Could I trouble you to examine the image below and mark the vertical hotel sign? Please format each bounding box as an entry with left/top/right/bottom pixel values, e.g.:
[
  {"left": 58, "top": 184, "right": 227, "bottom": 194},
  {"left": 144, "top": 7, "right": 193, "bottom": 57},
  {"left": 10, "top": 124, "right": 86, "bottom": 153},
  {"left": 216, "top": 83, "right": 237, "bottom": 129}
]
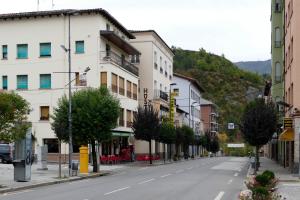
[
  {"left": 144, "top": 88, "right": 148, "bottom": 109},
  {"left": 169, "top": 90, "right": 178, "bottom": 123}
]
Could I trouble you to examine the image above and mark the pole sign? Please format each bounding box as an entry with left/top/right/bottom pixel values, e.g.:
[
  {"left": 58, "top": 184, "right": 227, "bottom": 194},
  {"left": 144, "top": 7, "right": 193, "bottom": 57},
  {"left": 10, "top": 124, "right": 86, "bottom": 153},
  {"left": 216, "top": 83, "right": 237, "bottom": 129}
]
[
  {"left": 284, "top": 117, "right": 293, "bottom": 129},
  {"left": 143, "top": 88, "right": 148, "bottom": 109},
  {"left": 228, "top": 123, "right": 235, "bottom": 130}
]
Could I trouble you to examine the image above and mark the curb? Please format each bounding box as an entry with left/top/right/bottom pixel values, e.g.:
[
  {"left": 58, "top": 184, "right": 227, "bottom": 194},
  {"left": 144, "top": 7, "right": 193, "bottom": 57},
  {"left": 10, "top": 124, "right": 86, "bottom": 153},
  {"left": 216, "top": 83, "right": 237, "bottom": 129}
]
[{"left": 0, "top": 172, "right": 110, "bottom": 194}]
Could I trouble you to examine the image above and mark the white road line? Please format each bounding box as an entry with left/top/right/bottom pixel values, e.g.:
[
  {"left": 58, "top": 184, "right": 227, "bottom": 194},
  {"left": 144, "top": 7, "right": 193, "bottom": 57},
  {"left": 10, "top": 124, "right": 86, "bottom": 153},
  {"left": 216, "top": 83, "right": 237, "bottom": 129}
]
[
  {"left": 138, "top": 178, "right": 155, "bottom": 185},
  {"left": 160, "top": 174, "right": 172, "bottom": 178},
  {"left": 104, "top": 187, "right": 130, "bottom": 195},
  {"left": 214, "top": 191, "right": 225, "bottom": 200},
  {"left": 227, "top": 179, "right": 233, "bottom": 184},
  {"left": 234, "top": 173, "right": 239, "bottom": 177},
  {"left": 138, "top": 167, "right": 149, "bottom": 171},
  {"left": 175, "top": 169, "right": 184, "bottom": 174},
  {"left": 2, "top": 190, "right": 33, "bottom": 196}
]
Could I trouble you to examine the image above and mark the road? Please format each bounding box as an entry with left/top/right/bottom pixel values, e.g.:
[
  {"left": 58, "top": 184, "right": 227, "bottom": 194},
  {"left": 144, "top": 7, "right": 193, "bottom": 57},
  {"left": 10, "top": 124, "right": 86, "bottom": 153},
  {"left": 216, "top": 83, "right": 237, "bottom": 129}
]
[{"left": 0, "top": 157, "right": 249, "bottom": 200}]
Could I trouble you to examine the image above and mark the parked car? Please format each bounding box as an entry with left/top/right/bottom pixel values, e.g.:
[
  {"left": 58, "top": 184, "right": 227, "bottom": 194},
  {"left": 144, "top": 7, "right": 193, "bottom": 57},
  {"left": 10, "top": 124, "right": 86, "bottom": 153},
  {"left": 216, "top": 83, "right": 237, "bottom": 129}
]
[{"left": 0, "top": 143, "right": 13, "bottom": 164}]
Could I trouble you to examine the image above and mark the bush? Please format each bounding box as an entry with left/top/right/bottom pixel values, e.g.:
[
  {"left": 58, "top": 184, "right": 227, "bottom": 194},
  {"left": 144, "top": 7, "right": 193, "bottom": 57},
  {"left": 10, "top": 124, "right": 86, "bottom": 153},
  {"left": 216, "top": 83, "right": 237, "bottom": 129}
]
[
  {"left": 255, "top": 174, "right": 270, "bottom": 187},
  {"left": 262, "top": 170, "right": 275, "bottom": 181},
  {"left": 252, "top": 186, "right": 269, "bottom": 200}
]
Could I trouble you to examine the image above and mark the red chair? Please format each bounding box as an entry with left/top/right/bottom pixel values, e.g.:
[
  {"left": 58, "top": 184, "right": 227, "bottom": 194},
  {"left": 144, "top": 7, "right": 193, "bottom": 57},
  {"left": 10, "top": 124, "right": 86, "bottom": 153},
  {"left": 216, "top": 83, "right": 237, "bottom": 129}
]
[{"left": 100, "top": 155, "right": 108, "bottom": 164}]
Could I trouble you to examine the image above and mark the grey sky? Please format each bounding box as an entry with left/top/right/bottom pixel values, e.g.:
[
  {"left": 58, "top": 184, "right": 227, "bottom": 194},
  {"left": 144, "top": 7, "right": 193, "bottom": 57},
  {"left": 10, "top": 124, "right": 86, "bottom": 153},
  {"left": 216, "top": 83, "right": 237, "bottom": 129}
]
[{"left": 0, "top": 0, "right": 271, "bottom": 62}]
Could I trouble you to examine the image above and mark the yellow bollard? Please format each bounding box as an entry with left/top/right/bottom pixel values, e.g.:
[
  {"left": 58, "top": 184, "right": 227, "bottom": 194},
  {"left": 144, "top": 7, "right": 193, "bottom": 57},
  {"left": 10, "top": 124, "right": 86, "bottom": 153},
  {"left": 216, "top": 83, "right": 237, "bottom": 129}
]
[{"left": 79, "top": 146, "right": 89, "bottom": 174}]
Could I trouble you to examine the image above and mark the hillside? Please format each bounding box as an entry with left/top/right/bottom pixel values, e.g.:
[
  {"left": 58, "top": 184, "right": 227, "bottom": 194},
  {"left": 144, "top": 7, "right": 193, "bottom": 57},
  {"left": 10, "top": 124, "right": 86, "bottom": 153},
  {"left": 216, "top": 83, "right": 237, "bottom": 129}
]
[
  {"left": 173, "top": 47, "right": 264, "bottom": 132},
  {"left": 235, "top": 60, "right": 271, "bottom": 75}
]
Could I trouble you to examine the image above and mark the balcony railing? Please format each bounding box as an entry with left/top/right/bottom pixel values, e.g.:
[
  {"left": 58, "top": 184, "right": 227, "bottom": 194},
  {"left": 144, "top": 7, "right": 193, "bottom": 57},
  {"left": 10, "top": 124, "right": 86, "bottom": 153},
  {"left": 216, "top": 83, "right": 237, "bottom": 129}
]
[
  {"left": 133, "top": 93, "right": 137, "bottom": 100},
  {"left": 111, "top": 84, "right": 118, "bottom": 93},
  {"left": 154, "top": 90, "right": 168, "bottom": 101},
  {"left": 127, "top": 90, "right": 132, "bottom": 98},
  {"left": 119, "top": 88, "right": 125, "bottom": 96},
  {"left": 100, "top": 51, "right": 139, "bottom": 76}
]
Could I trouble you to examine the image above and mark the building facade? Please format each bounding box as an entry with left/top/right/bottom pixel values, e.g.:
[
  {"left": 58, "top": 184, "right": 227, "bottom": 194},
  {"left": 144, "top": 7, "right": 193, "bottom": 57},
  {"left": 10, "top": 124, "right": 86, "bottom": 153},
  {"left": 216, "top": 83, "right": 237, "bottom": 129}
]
[
  {"left": 283, "top": 0, "right": 300, "bottom": 172},
  {"left": 130, "top": 30, "right": 174, "bottom": 158},
  {"left": 0, "top": 9, "right": 140, "bottom": 161},
  {"left": 200, "top": 98, "right": 218, "bottom": 137}
]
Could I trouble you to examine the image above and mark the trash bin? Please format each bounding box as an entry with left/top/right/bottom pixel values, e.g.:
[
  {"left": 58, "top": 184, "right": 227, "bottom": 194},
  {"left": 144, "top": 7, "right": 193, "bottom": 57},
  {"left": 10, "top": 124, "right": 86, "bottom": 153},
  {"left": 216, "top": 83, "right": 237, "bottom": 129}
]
[
  {"left": 71, "top": 160, "right": 79, "bottom": 176},
  {"left": 13, "top": 160, "right": 30, "bottom": 182}
]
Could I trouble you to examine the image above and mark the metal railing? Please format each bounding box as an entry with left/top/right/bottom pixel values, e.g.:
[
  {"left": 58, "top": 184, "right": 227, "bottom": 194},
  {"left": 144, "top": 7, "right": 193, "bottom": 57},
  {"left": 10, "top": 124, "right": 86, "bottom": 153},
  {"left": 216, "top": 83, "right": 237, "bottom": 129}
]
[
  {"left": 100, "top": 51, "right": 139, "bottom": 76},
  {"left": 154, "top": 89, "right": 168, "bottom": 101}
]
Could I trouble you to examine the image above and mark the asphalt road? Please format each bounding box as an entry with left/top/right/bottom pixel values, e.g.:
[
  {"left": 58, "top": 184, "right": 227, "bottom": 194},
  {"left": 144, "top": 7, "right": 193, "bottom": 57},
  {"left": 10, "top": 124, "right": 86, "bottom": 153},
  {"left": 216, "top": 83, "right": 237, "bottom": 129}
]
[{"left": 0, "top": 157, "right": 249, "bottom": 200}]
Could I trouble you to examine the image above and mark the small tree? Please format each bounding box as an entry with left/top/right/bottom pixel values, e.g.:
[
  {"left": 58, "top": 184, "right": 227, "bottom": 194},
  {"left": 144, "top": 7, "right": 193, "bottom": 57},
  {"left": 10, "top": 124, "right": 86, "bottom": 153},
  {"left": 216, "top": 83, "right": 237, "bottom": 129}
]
[
  {"left": 159, "top": 121, "right": 176, "bottom": 161},
  {"left": 181, "top": 125, "right": 194, "bottom": 158},
  {"left": 240, "top": 98, "right": 277, "bottom": 172},
  {"left": 132, "top": 105, "right": 160, "bottom": 164},
  {"left": 0, "top": 92, "right": 30, "bottom": 142},
  {"left": 52, "top": 87, "right": 120, "bottom": 172}
]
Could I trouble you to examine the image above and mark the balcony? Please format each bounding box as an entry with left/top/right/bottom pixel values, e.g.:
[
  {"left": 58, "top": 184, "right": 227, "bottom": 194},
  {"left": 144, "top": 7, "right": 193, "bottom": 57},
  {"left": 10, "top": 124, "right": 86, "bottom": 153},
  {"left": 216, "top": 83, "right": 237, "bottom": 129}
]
[
  {"left": 154, "top": 63, "right": 158, "bottom": 69},
  {"left": 165, "top": 71, "right": 168, "bottom": 77},
  {"left": 154, "top": 90, "right": 168, "bottom": 101},
  {"left": 160, "top": 67, "right": 163, "bottom": 74},
  {"left": 100, "top": 51, "right": 139, "bottom": 76},
  {"left": 274, "top": 41, "right": 281, "bottom": 48}
]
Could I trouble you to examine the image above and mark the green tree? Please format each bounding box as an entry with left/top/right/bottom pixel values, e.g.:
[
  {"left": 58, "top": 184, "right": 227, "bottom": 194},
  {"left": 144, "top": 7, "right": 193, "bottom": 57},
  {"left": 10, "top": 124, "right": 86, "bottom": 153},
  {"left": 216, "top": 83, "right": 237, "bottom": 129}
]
[
  {"left": 132, "top": 105, "right": 160, "bottom": 164},
  {"left": 240, "top": 98, "right": 277, "bottom": 173},
  {"left": 52, "top": 87, "right": 120, "bottom": 172},
  {"left": 159, "top": 121, "right": 176, "bottom": 161},
  {"left": 180, "top": 125, "right": 194, "bottom": 158},
  {"left": 0, "top": 92, "right": 30, "bottom": 142}
]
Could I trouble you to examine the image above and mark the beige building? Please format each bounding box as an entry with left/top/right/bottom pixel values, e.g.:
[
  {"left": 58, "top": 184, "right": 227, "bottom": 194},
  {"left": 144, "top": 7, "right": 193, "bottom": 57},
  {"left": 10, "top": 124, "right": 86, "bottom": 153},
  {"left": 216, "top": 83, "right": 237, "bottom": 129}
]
[
  {"left": 283, "top": 0, "right": 300, "bottom": 172},
  {"left": 130, "top": 30, "right": 174, "bottom": 158}
]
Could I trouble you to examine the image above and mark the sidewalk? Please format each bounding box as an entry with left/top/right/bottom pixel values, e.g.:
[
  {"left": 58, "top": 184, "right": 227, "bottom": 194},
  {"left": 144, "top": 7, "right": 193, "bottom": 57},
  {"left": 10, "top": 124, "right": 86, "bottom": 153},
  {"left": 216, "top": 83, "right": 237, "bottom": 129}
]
[
  {"left": 249, "top": 157, "right": 300, "bottom": 200},
  {"left": 0, "top": 163, "right": 127, "bottom": 194}
]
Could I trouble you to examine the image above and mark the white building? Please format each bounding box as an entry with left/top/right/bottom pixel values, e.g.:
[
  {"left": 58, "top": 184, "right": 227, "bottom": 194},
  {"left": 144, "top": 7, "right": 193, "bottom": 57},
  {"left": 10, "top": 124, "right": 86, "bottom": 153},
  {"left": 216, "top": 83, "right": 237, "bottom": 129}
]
[
  {"left": 130, "top": 30, "right": 174, "bottom": 158},
  {"left": 0, "top": 9, "right": 140, "bottom": 161}
]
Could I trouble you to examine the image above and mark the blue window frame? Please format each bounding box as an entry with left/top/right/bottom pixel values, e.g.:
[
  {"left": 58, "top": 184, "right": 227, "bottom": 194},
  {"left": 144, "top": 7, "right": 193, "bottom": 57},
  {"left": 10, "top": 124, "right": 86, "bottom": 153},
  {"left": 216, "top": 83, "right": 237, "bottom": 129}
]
[
  {"left": 17, "top": 75, "right": 28, "bottom": 89},
  {"left": 17, "top": 44, "right": 28, "bottom": 59},
  {"left": 2, "top": 45, "right": 7, "bottom": 59},
  {"left": 40, "top": 43, "right": 51, "bottom": 57},
  {"left": 40, "top": 74, "right": 51, "bottom": 89},
  {"left": 2, "top": 76, "right": 7, "bottom": 90},
  {"left": 75, "top": 41, "right": 84, "bottom": 54}
]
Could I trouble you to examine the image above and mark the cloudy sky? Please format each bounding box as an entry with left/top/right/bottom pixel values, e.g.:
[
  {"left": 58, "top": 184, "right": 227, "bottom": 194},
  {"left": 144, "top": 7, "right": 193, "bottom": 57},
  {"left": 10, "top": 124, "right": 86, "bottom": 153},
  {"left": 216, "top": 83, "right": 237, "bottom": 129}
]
[{"left": 0, "top": 0, "right": 271, "bottom": 62}]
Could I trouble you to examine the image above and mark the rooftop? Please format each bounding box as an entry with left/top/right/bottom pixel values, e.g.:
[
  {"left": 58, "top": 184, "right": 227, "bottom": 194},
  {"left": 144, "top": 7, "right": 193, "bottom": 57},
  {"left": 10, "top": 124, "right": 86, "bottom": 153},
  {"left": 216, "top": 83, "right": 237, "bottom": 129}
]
[{"left": 0, "top": 8, "right": 135, "bottom": 39}]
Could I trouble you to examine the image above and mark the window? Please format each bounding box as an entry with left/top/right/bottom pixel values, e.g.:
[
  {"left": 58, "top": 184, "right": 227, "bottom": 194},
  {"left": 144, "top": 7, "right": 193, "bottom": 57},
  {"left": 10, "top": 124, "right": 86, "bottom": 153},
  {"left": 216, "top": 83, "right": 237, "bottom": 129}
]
[
  {"left": 275, "top": 27, "right": 281, "bottom": 47},
  {"left": 40, "top": 74, "right": 51, "bottom": 89},
  {"left": 17, "top": 75, "right": 28, "bottom": 89},
  {"left": 2, "top": 45, "right": 7, "bottom": 59},
  {"left": 111, "top": 73, "right": 118, "bottom": 93},
  {"left": 40, "top": 43, "right": 51, "bottom": 57},
  {"left": 75, "top": 72, "right": 80, "bottom": 86},
  {"left": 106, "top": 23, "right": 110, "bottom": 31},
  {"left": 119, "top": 76, "right": 125, "bottom": 95},
  {"left": 100, "top": 72, "right": 107, "bottom": 88},
  {"left": 2, "top": 76, "right": 7, "bottom": 90},
  {"left": 126, "top": 110, "right": 132, "bottom": 127},
  {"left": 75, "top": 41, "right": 84, "bottom": 54},
  {"left": 43, "top": 139, "right": 58, "bottom": 153},
  {"left": 275, "top": 62, "right": 281, "bottom": 82},
  {"left": 275, "top": 0, "right": 282, "bottom": 12},
  {"left": 160, "top": 56, "right": 162, "bottom": 68},
  {"left": 119, "top": 108, "right": 124, "bottom": 126},
  {"left": 40, "top": 106, "right": 50, "bottom": 120},
  {"left": 17, "top": 44, "right": 28, "bottom": 59},
  {"left": 127, "top": 80, "right": 132, "bottom": 98},
  {"left": 133, "top": 83, "right": 137, "bottom": 100},
  {"left": 154, "top": 51, "right": 158, "bottom": 69}
]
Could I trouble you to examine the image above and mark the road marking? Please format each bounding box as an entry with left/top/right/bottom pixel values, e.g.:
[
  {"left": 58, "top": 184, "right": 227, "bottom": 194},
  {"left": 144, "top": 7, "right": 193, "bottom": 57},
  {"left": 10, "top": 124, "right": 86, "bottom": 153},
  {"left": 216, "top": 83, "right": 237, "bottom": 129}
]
[
  {"left": 138, "top": 178, "right": 155, "bottom": 184},
  {"left": 214, "top": 191, "right": 225, "bottom": 200},
  {"left": 138, "top": 167, "right": 149, "bottom": 171},
  {"left": 160, "top": 174, "right": 172, "bottom": 178},
  {"left": 2, "top": 190, "right": 33, "bottom": 196},
  {"left": 175, "top": 169, "right": 184, "bottom": 174},
  {"left": 227, "top": 179, "right": 233, "bottom": 184},
  {"left": 234, "top": 173, "right": 239, "bottom": 177},
  {"left": 104, "top": 187, "right": 130, "bottom": 195}
]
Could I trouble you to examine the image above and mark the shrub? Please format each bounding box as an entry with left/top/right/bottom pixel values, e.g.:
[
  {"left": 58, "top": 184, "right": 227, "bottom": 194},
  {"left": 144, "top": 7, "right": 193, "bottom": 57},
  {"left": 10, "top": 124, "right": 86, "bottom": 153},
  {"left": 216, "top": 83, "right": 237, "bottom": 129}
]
[
  {"left": 255, "top": 174, "right": 270, "bottom": 187},
  {"left": 262, "top": 170, "right": 275, "bottom": 181},
  {"left": 252, "top": 186, "right": 269, "bottom": 200}
]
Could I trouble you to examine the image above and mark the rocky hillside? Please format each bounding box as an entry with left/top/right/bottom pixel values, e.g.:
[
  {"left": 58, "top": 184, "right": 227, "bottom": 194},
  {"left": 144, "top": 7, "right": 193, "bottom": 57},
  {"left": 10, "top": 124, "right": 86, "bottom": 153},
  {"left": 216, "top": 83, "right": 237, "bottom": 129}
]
[{"left": 235, "top": 60, "right": 271, "bottom": 75}]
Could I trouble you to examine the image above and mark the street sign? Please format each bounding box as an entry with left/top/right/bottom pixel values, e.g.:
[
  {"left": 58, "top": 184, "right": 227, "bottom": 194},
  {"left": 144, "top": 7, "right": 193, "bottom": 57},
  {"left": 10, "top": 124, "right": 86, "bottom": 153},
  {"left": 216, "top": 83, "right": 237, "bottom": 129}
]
[
  {"left": 284, "top": 117, "right": 293, "bottom": 129},
  {"left": 227, "top": 143, "right": 245, "bottom": 148},
  {"left": 228, "top": 123, "right": 235, "bottom": 130}
]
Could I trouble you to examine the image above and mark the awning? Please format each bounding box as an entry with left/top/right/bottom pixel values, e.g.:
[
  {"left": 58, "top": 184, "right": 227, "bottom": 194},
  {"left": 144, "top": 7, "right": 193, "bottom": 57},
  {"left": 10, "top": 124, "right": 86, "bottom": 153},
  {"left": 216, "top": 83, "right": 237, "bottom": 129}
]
[
  {"left": 112, "top": 131, "right": 132, "bottom": 137},
  {"left": 100, "top": 30, "right": 141, "bottom": 55},
  {"left": 279, "top": 129, "right": 294, "bottom": 141}
]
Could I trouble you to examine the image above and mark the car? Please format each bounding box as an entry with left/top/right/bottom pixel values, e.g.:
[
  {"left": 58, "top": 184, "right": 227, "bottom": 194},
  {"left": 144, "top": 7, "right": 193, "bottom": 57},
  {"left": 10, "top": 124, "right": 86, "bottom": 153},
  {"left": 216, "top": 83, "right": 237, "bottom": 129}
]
[{"left": 0, "top": 143, "right": 13, "bottom": 164}]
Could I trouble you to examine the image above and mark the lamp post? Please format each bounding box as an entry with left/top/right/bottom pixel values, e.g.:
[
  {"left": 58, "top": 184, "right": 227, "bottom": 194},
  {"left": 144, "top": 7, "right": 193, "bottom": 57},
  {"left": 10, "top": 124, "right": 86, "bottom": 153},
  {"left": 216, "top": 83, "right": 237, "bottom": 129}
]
[{"left": 191, "top": 102, "right": 200, "bottom": 157}]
